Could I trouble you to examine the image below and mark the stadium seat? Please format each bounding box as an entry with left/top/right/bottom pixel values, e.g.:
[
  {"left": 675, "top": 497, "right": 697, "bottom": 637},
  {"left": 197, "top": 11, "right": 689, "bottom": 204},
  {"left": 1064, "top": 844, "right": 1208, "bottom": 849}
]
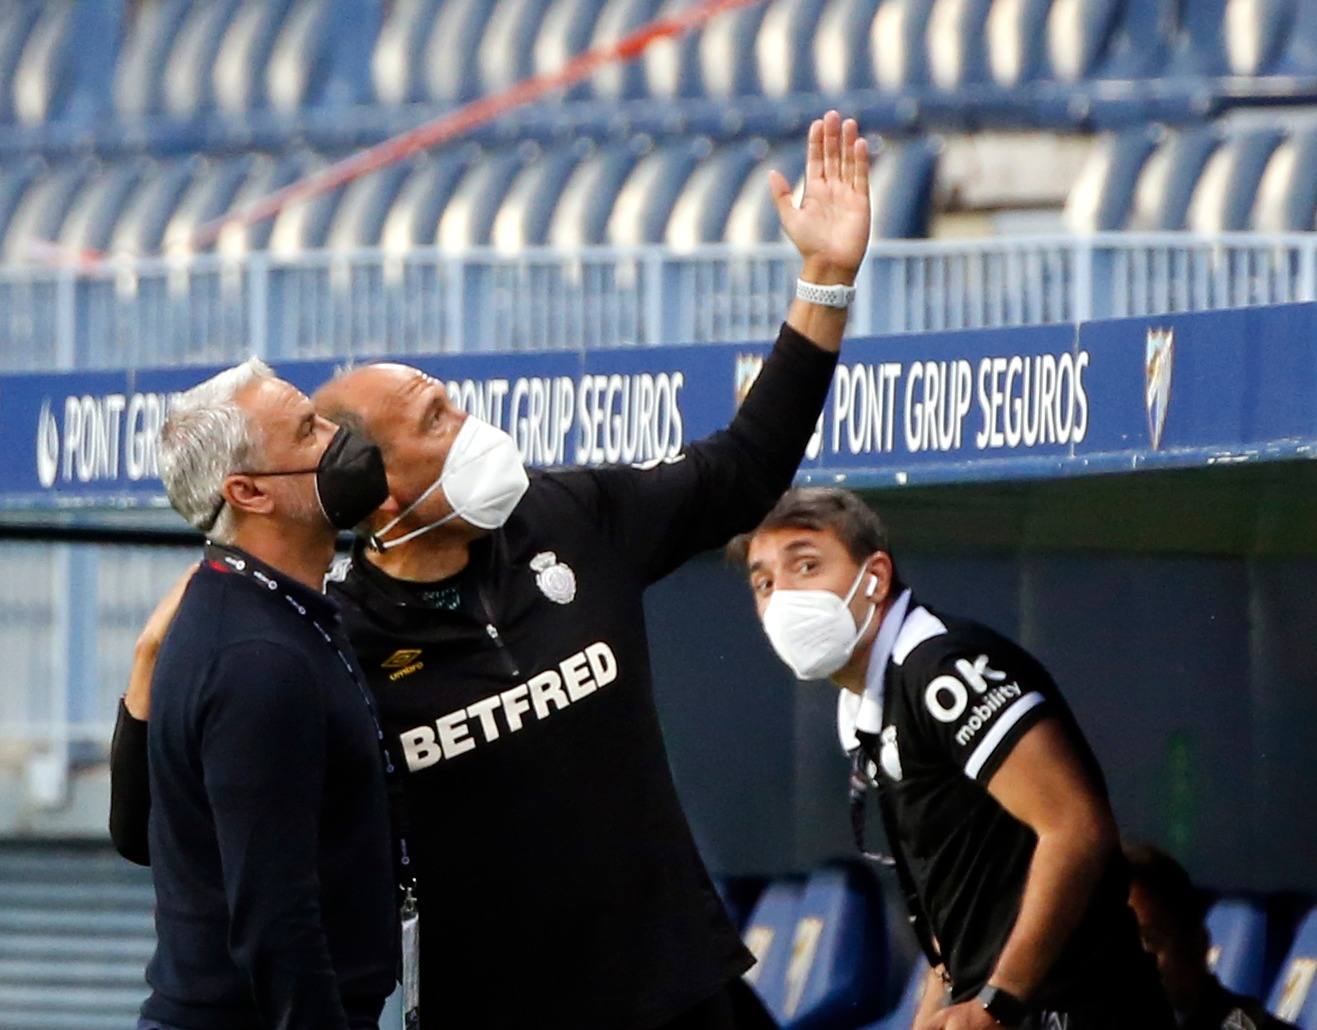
[
  {"left": 606, "top": 139, "right": 706, "bottom": 244},
  {"left": 0, "top": 161, "right": 92, "bottom": 264},
  {"left": 0, "top": 1, "right": 41, "bottom": 124},
  {"left": 813, "top": 0, "right": 882, "bottom": 96},
  {"left": 1185, "top": 126, "right": 1284, "bottom": 232},
  {"left": 112, "top": 0, "right": 191, "bottom": 121},
  {"left": 1126, "top": 126, "right": 1223, "bottom": 230},
  {"left": 0, "top": 157, "right": 43, "bottom": 254},
  {"left": 12, "top": 0, "right": 121, "bottom": 127},
  {"left": 422, "top": 0, "right": 496, "bottom": 105},
  {"left": 379, "top": 150, "right": 478, "bottom": 252},
  {"left": 665, "top": 142, "right": 765, "bottom": 249},
  {"left": 756, "top": 0, "right": 830, "bottom": 99},
  {"left": 162, "top": 0, "right": 241, "bottom": 119},
  {"left": 268, "top": 155, "right": 351, "bottom": 257},
  {"left": 491, "top": 146, "right": 586, "bottom": 251},
  {"left": 1274, "top": 0, "right": 1317, "bottom": 76},
  {"left": 697, "top": 2, "right": 769, "bottom": 99},
  {"left": 161, "top": 155, "right": 256, "bottom": 256},
  {"left": 214, "top": 151, "right": 315, "bottom": 256},
  {"left": 778, "top": 863, "right": 889, "bottom": 1028},
  {"left": 586, "top": 0, "right": 664, "bottom": 100},
  {"left": 267, "top": 0, "right": 381, "bottom": 114},
  {"left": 871, "top": 138, "right": 939, "bottom": 238},
  {"left": 110, "top": 159, "right": 201, "bottom": 257},
  {"left": 724, "top": 141, "right": 806, "bottom": 246},
  {"left": 56, "top": 162, "right": 146, "bottom": 258},
  {"left": 545, "top": 143, "right": 641, "bottom": 247},
  {"left": 926, "top": 0, "right": 993, "bottom": 92},
  {"left": 871, "top": 0, "right": 936, "bottom": 92},
  {"left": 1267, "top": 907, "right": 1317, "bottom": 1027},
  {"left": 1205, "top": 897, "right": 1271, "bottom": 1000},
  {"left": 742, "top": 878, "right": 806, "bottom": 1018},
  {"left": 323, "top": 162, "right": 412, "bottom": 251},
  {"left": 1045, "top": 0, "right": 1123, "bottom": 83},
  {"left": 1063, "top": 127, "right": 1161, "bottom": 231},
  {"left": 1224, "top": 0, "right": 1295, "bottom": 77},
  {"left": 533, "top": 0, "right": 608, "bottom": 101},
  {"left": 212, "top": 0, "right": 296, "bottom": 117},
  {"left": 1251, "top": 123, "right": 1317, "bottom": 230},
  {"left": 371, "top": 0, "right": 441, "bottom": 107},
  {"left": 437, "top": 146, "right": 535, "bottom": 249},
  {"left": 477, "top": 0, "right": 552, "bottom": 97},
  {"left": 1164, "top": 0, "right": 1231, "bottom": 78},
  {"left": 985, "top": 0, "right": 1053, "bottom": 87},
  {"left": 643, "top": 0, "right": 705, "bottom": 101}
]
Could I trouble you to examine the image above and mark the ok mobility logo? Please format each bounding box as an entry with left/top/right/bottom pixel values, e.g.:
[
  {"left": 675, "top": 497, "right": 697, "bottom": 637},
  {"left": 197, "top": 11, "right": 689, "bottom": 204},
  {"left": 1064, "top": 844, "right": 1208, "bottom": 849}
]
[{"left": 35, "top": 391, "right": 175, "bottom": 489}]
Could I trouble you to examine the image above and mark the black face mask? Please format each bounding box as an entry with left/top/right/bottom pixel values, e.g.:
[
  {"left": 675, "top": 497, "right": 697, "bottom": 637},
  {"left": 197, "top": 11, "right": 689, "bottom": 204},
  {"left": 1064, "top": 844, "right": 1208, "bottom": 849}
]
[{"left": 217, "top": 426, "right": 390, "bottom": 532}]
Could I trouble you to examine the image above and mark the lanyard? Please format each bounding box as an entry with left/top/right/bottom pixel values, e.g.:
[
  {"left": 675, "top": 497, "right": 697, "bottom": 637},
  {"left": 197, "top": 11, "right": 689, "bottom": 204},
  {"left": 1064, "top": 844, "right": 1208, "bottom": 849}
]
[
  {"left": 205, "top": 545, "right": 418, "bottom": 899},
  {"left": 850, "top": 732, "right": 943, "bottom": 972}
]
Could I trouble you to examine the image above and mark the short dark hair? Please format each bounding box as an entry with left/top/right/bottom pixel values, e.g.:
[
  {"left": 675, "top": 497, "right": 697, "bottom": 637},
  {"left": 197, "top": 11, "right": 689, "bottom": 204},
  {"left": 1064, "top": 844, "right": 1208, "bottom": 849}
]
[
  {"left": 727, "top": 487, "right": 896, "bottom": 572},
  {"left": 1124, "top": 841, "right": 1209, "bottom": 930}
]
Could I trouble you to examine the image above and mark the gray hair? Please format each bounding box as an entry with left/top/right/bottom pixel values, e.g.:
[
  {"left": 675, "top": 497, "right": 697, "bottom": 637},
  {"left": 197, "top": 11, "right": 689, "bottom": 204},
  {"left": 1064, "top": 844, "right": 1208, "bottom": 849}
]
[{"left": 158, "top": 358, "right": 275, "bottom": 543}]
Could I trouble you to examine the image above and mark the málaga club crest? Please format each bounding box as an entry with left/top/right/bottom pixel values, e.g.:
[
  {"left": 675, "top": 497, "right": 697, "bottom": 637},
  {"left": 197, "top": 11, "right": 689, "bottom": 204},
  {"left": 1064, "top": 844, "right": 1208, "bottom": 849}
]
[{"left": 1145, "top": 327, "right": 1174, "bottom": 451}]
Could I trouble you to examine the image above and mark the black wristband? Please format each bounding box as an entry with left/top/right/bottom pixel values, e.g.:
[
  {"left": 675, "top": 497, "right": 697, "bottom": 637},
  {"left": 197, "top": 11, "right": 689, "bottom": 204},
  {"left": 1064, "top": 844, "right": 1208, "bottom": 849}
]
[{"left": 977, "top": 984, "right": 1029, "bottom": 1026}]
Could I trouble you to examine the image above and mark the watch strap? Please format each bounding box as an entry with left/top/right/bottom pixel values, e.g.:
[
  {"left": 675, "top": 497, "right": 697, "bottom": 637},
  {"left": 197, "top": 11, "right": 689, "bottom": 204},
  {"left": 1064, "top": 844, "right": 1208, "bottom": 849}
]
[
  {"left": 796, "top": 278, "right": 856, "bottom": 309},
  {"left": 977, "top": 984, "right": 1029, "bottom": 1025}
]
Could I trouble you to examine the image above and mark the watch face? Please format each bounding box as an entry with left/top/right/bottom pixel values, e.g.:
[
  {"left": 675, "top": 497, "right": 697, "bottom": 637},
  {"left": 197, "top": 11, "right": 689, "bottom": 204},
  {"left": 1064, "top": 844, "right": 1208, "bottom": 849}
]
[{"left": 979, "top": 985, "right": 1028, "bottom": 1025}]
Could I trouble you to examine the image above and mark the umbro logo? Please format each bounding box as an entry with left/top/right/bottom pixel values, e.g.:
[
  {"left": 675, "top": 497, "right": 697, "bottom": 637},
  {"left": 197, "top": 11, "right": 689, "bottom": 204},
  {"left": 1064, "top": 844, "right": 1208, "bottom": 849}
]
[{"left": 382, "top": 648, "right": 423, "bottom": 669}]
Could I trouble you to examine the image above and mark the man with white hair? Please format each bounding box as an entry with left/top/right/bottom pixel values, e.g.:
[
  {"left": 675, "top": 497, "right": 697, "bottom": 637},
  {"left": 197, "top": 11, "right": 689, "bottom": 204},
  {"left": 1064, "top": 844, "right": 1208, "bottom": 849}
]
[{"left": 119, "top": 359, "right": 398, "bottom": 1030}]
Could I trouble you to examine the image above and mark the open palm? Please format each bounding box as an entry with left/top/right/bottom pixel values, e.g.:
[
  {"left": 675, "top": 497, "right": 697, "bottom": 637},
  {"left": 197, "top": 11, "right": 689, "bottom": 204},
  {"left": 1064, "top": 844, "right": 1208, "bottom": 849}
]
[{"left": 771, "top": 111, "right": 872, "bottom": 286}]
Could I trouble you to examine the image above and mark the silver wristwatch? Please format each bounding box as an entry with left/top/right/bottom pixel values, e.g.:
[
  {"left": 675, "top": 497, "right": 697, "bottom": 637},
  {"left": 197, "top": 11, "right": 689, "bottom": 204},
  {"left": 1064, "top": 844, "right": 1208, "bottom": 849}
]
[{"left": 795, "top": 278, "right": 857, "bottom": 309}]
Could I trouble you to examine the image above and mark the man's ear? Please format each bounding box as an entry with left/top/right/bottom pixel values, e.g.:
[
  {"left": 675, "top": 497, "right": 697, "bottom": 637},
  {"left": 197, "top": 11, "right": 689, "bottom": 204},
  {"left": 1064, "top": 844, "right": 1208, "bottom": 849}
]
[
  {"left": 864, "top": 552, "right": 894, "bottom": 603},
  {"left": 222, "top": 475, "right": 274, "bottom": 518}
]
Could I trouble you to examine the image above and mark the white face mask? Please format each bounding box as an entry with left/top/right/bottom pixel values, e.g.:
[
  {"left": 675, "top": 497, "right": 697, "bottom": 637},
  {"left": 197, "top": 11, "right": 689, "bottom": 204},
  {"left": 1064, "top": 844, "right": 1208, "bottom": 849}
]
[
  {"left": 369, "top": 416, "right": 530, "bottom": 551},
  {"left": 761, "top": 562, "right": 879, "bottom": 680}
]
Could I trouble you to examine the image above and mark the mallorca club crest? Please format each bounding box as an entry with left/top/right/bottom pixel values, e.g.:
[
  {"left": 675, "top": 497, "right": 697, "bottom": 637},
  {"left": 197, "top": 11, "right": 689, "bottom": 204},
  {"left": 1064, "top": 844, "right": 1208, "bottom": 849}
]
[
  {"left": 1145, "top": 327, "right": 1174, "bottom": 451},
  {"left": 530, "top": 551, "right": 577, "bottom": 605}
]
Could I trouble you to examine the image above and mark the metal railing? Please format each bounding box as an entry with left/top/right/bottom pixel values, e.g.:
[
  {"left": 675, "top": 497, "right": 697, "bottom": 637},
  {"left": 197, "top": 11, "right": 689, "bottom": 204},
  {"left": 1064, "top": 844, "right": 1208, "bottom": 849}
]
[{"left": 2, "top": 233, "right": 1315, "bottom": 371}]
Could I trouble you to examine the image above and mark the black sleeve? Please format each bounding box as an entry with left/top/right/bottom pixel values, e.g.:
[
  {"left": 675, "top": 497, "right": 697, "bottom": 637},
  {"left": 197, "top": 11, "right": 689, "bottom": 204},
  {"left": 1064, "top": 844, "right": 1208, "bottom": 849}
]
[
  {"left": 109, "top": 699, "right": 151, "bottom": 867},
  {"left": 555, "top": 322, "right": 837, "bottom": 583},
  {"left": 909, "top": 643, "right": 1054, "bottom": 786},
  {"left": 201, "top": 642, "right": 351, "bottom": 1030}
]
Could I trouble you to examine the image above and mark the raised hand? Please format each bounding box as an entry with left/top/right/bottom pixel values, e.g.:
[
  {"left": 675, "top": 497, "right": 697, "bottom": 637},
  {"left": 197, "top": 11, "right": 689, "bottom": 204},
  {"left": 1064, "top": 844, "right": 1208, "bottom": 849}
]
[{"left": 771, "top": 110, "right": 872, "bottom": 287}]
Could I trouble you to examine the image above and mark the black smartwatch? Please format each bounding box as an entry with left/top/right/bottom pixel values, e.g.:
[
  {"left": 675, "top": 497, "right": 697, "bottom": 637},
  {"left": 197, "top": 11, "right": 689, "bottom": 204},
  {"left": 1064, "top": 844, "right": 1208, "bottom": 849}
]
[{"left": 977, "top": 984, "right": 1028, "bottom": 1026}]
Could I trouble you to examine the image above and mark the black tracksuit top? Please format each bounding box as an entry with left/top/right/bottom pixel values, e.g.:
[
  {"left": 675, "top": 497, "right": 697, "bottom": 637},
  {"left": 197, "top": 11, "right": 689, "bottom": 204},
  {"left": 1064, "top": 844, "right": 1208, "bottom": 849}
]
[{"left": 112, "top": 323, "right": 838, "bottom": 1030}]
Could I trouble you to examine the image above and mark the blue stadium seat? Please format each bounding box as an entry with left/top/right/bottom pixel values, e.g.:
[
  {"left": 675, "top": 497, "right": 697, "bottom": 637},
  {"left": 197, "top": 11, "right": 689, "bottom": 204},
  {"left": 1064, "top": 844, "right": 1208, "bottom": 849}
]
[
  {"left": 862, "top": 962, "right": 927, "bottom": 1030},
  {"left": 0, "top": 161, "right": 91, "bottom": 263},
  {"left": 590, "top": 0, "right": 665, "bottom": 101},
  {"left": 1126, "top": 126, "right": 1222, "bottom": 230},
  {"left": 379, "top": 150, "right": 477, "bottom": 251},
  {"left": 606, "top": 139, "right": 705, "bottom": 244},
  {"left": 422, "top": 0, "right": 496, "bottom": 105},
  {"left": 775, "top": 863, "right": 888, "bottom": 1029},
  {"left": 533, "top": 0, "right": 607, "bottom": 101},
  {"left": 985, "top": 0, "right": 1053, "bottom": 88},
  {"left": 56, "top": 162, "right": 146, "bottom": 257},
  {"left": 1063, "top": 127, "right": 1161, "bottom": 231},
  {"left": 925, "top": 0, "right": 992, "bottom": 92},
  {"left": 491, "top": 145, "right": 586, "bottom": 250},
  {"left": 871, "top": 138, "right": 938, "bottom": 238},
  {"left": 11, "top": 0, "right": 121, "bottom": 126},
  {"left": 813, "top": 0, "right": 882, "bottom": 96},
  {"left": 213, "top": 151, "right": 313, "bottom": 256},
  {"left": 437, "top": 146, "right": 534, "bottom": 249},
  {"left": 324, "top": 162, "right": 412, "bottom": 250},
  {"left": 1185, "top": 126, "right": 1284, "bottom": 232},
  {"left": 665, "top": 142, "right": 764, "bottom": 248},
  {"left": 1086, "top": 1, "right": 1170, "bottom": 80},
  {"left": 212, "top": 0, "right": 296, "bottom": 117},
  {"left": 724, "top": 141, "right": 806, "bottom": 246},
  {"left": 1251, "top": 123, "right": 1317, "bottom": 230},
  {"left": 870, "top": 0, "right": 936, "bottom": 92},
  {"left": 476, "top": 0, "right": 552, "bottom": 97},
  {"left": 1206, "top": 897, "right": 1271, "bottom": 1000},
  {"left": 1045, "top": 0, "right": 1123, "bottom": 83},
  {"left": 1163, "top": 0, "right": 1230, "bottom": 78},
  {"left": 546, "top": 143, "right": 641, "bottom": 246},
  {"left": 698, "top": 2, "right": 769, "bottom": 99},
  {"left": 0, "top": 1, "right": 41, "bottom": 124},
  {"left": 1267, "top": 907, "right": 1317, "bottom": 1027},
  {"left": 756, "top": 0, "right": 830, "bottom": 99},
  {"left": 0, "top": 157, "right": 42, "bottom": 252},
  {"left": 1224, "top": 0, "right": 1295, "bottom": 77},
  {"left": 371, "top": 0, "right": 442, "bottom": 107},
  {"left": 162, "top": 0, "right": 241, "bottom": 119},
  {"left": 268, "top": 0, "right": 382, "bottom": 114},
  {"left": 268, "top": 154, "right": 350, "bottom": 256},
  {"left": 162, "top": 155, "right": 255, "bottom": 255},
  {"left": 112, "top": 0, "right": 191, "bottom": 121},
  {"left": 742, "top": 878, "right": 806, "bottom": 1018},
  {"left": 1275, "top": 0, "right": 1317, "bottom": 76},
  {"left": 642, "top": 0, "right": 705, "bottom": 101},
  {"left": 110, "top": 159, "right": 200, "bottom": 257}
]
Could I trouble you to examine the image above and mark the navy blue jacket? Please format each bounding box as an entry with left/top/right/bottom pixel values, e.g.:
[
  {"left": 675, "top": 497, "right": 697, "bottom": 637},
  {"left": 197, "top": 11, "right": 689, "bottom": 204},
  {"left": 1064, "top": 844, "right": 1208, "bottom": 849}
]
[{"left": 137, "top": 548, "right": 397, "bottom": 1030}]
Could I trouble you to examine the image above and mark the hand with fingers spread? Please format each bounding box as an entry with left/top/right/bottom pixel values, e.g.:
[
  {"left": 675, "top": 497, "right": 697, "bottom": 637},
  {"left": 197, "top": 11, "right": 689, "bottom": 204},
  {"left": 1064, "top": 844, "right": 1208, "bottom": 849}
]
[{"left": 772, "top": 109, "right": 872, "bottom": 286}]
